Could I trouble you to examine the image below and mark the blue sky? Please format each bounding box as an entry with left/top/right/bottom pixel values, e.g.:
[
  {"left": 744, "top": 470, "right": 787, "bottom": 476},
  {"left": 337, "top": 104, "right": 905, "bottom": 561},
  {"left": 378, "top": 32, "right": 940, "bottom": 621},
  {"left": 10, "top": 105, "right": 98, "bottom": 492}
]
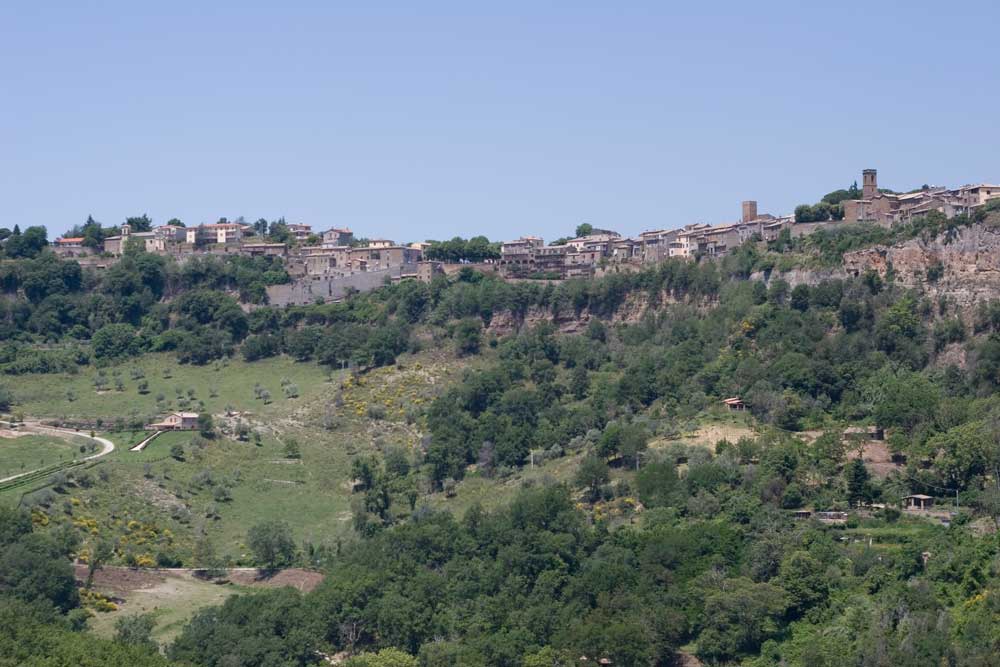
[{"left": 2, "top": 1, "right": 998, "bottom": 241}]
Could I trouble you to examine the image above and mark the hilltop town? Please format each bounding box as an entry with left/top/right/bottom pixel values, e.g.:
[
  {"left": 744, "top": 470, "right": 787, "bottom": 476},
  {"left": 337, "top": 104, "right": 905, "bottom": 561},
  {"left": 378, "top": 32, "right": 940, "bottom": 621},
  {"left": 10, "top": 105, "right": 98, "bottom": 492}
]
[
  {"left": 8, "top": 2, "right": 1000, "bottom": 664},
  {"left": 5, "top": 167, "right": 1000, "bottom": 667},
  {"left": 38, "top": 168, "right": 1000, "bottom": 306}
]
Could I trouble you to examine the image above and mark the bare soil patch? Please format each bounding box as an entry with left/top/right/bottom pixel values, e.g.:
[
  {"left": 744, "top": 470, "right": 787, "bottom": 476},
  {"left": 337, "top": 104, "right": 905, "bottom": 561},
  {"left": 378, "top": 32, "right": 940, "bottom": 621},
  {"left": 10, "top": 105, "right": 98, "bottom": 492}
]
[
  {"left": 651, "top": 423, "right": 756, "bottom": 452},
  {"left": 846, "top": 439, "right": 902, "bottom": 478},
  {"left": 75, "top": 564, "right": 324, "bottom": 596},
  {"left": 74, "top": 563, "right": 167, "bottom": 596},
  {"left": 226, "top": 568, "right": 324, "bottom": 592}
]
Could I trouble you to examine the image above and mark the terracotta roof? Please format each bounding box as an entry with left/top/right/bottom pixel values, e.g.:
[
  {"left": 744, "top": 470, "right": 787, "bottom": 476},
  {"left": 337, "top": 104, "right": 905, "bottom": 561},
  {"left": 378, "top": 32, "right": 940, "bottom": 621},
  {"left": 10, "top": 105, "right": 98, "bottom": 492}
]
[{"left": 57, "top": 237, "right": 85, "bottom": 243}]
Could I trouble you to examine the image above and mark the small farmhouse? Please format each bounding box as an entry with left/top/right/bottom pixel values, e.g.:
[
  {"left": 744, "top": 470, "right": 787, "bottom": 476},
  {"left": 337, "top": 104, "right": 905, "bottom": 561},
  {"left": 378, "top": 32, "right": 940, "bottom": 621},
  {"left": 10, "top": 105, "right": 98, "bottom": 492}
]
[{"left": 147, "top": 412, "right": 199, "bottom": 430}]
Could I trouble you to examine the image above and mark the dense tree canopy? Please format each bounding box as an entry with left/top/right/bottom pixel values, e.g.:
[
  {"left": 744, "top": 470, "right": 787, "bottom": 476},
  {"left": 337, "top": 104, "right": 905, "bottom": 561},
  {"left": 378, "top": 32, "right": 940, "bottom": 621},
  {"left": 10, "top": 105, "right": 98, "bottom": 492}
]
[
  {"left": 5, "top": 212, "right": 1000, "bottom": 666},
  {"left": 423, "top": 236, "right": 500, "bottom": 263}
]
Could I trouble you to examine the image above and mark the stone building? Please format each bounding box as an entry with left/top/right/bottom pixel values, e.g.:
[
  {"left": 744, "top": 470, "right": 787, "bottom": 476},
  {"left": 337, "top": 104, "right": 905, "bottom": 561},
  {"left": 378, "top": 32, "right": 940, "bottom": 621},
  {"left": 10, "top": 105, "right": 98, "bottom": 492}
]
[
  {"left": 499, "top": 236, "right": 544, "bottom": 275},
  {"left": 674, "top": 222, "right": 760, "bottom": 258},
  {"left": 635, "top": 228, "right": 682, "bottom": 263},
  {"left": 147, "top": 411, "right": 199, "bottom": 430},
  {"left": 301, "top": 246, "right": 352, "bottom": 275},
  {"left": 392, "top": 261, "right": 444, "bottom": 284},
  {"left": 610, "top": 237, "right": 641, "bottom": 262},
  {"left": 286, "top": 223, "right": 312, "bottom": 241},
  {"left": 843, "top": 169, "right": 1000, "bottom": 226},
  {"left": 299, "top": 243, "right": 422, "bottom": 276},
  {"left": 185, "top": 222, "right": 244, "bottom": 245},
  {"left": 241, "top": 242, "right": 288, "bottom": 258},
  {"left": 52, "top": 237, "right": 90, "bottom": 257},
  {"left": 499, "top": 233, "right": 618, "bottom": 279},
  {"left": 321, "top": 227, "right": 354, "bottom": 246},
  {"left": 348, "top": 245, "right": 422, "bottom": 272},
  {"left": 103, "top": 223, "right": 182, "bottom": 255}
]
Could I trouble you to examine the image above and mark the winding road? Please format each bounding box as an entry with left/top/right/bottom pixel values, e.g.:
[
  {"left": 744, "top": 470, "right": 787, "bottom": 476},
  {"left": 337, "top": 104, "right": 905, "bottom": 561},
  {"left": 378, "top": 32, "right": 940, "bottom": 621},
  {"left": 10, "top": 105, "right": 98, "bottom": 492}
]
[{"left": 0, "top": 421, "right": 115, "bottom": 485}]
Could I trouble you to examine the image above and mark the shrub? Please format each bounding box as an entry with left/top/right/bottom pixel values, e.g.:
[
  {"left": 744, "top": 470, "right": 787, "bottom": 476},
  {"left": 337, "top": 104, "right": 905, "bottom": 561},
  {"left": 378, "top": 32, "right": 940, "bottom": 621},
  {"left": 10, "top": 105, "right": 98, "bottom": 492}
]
[
  {"left": 92, "top": 323, "right": 141, "bottom": 361},
  {"left": 246, "top": 520, "right": 297, "bottom": 569},
  {"left": 114, "top": 613, "right": 157, "bottom": 651}
]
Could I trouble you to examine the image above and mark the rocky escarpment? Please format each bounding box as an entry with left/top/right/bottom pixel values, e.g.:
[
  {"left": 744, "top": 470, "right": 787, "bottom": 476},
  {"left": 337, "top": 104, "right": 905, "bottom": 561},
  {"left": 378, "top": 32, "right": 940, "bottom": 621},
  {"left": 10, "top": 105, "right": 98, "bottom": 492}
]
[
  {"left": 841, "top": 223, "right": 1000, "bottom": 312},
  {"left": 488, "top": 223, "right": 1000, "bottom": 334},
  {"left": 486, "top": 290, "right": 673, "bottom": 335},
  {"left": 749, "top": 267, "right": 848, "bottom": 288}
]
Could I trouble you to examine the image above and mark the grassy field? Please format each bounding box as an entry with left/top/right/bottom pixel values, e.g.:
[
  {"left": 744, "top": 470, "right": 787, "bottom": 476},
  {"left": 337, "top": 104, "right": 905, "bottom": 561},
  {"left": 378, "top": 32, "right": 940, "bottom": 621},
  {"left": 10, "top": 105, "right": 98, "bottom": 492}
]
[
  {"left": 8, "top": 347, "right": 763, "bottom": 565},
  {"left": 841, "top": 517, "right": 945, "bottom": 552},
  {"left": 430, "top": 450, "right": 588, "bottom": 517},
  {"left": 0, "top": 434, "right": 82, "bottom": 479},
  {"left": 11, "top": 342, "right": 740, "bottom": 567},
  {"left": 84, "top": 567, "right": 323, "bottom": 645},
  {"left": 86, "top": 572, "right": 243, "bottom": 644},
  {"left": 648, "top": 409, "right": 756, "bottom": 452},
  {"left": 14, "top": 349, "right": 472, "bottom": 565},
  {"left": 12, "top": 353, "right": 334, "bottom": 423},
  {"left": 30, "top": 425, "right": 357, "bottom": 564}
]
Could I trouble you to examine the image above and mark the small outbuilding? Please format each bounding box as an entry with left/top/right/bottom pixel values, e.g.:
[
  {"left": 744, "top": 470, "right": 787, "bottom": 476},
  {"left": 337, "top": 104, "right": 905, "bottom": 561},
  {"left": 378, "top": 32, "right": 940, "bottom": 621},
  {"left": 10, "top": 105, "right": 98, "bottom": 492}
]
[
  {"left": 722, "top": 397, "right": 746, "bottom": 411},
  {"left": 902, "top": 494, "right": 934, "bottom": 510}
]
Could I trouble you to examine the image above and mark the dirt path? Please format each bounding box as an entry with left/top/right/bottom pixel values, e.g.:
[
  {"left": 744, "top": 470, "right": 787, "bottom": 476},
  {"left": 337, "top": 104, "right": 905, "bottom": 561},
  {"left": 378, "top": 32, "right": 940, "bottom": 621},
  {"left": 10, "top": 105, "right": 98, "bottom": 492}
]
[
  {"left": 75, "top": 564, "right": 325, "bottom": 594},
  {"left": 130, "top": 430, "right": 163, "bottom": 452},
  {"left": 0, "top": 420, "right": 115, "bottom": 484}
]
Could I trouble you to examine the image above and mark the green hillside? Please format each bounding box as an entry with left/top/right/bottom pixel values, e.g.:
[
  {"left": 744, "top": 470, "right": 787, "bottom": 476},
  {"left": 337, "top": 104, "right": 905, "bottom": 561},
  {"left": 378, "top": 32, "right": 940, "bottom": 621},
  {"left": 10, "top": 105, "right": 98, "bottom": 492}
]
[{"left": 5, "top": 224, "right": 1000, "bottom": 665}]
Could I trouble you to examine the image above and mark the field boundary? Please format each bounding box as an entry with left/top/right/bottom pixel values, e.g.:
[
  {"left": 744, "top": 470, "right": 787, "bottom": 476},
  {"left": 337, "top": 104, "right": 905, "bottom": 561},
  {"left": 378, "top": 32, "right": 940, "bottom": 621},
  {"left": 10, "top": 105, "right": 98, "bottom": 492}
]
[{"left": 0, "top": 421, "right": 115, "bottom": 492}]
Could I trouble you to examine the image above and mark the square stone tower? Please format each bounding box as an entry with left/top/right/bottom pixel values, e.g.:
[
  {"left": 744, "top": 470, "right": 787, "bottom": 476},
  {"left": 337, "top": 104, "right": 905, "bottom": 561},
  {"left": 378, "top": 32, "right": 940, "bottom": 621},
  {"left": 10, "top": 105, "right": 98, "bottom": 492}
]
[{"left": 863, "top": 169, "right": 878, "bottom": 199}]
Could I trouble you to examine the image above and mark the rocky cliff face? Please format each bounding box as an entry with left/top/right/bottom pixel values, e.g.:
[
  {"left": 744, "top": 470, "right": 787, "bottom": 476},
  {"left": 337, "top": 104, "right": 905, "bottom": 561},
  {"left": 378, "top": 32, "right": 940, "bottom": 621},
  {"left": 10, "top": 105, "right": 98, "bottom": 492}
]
[
  {"left": 748, "top": 267, "right": 847, "bottom": 288},
  {"left": 486, "top": 290, "right": 669, "bottom": 335},
  {"left": 487, "top": 223, "right": 1000, "bottom": 333},
  {"left": 841, "top": 224, "right": 1000, "bottom": 311}
]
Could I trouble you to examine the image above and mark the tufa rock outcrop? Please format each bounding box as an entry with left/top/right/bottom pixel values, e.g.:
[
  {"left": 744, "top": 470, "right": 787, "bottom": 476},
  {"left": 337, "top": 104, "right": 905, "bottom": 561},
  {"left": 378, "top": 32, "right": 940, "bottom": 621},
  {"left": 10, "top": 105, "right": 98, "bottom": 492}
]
[{"left": 842, "top": 223, "right": 1000, "bottom": 312}]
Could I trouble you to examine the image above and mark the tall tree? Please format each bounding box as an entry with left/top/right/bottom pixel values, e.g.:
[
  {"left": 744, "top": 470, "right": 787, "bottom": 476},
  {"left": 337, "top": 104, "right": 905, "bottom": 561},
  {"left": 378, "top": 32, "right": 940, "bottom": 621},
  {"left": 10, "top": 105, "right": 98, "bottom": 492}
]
[
  {"left": 247, "top": 520, "right": 297, "bottom": 570},
  {"left": 845, "top": 459, "right": 871, "bottom": 507},
  {"left": 125, "top": 214, "right": 153, "bottom": 232}
]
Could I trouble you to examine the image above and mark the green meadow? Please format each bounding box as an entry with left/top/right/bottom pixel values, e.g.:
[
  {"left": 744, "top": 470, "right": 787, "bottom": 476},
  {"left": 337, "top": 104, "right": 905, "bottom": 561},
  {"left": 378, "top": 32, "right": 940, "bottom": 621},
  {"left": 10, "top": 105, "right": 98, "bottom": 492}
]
[
  {"left": 0, "top": 434, "right": 82, "bottom": 479},
  {"left": 8, "top": 349, "right": 472, "bottom": 565},
  {"left": 13, "top": 353, "right": 334, "bottom": 423}
]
